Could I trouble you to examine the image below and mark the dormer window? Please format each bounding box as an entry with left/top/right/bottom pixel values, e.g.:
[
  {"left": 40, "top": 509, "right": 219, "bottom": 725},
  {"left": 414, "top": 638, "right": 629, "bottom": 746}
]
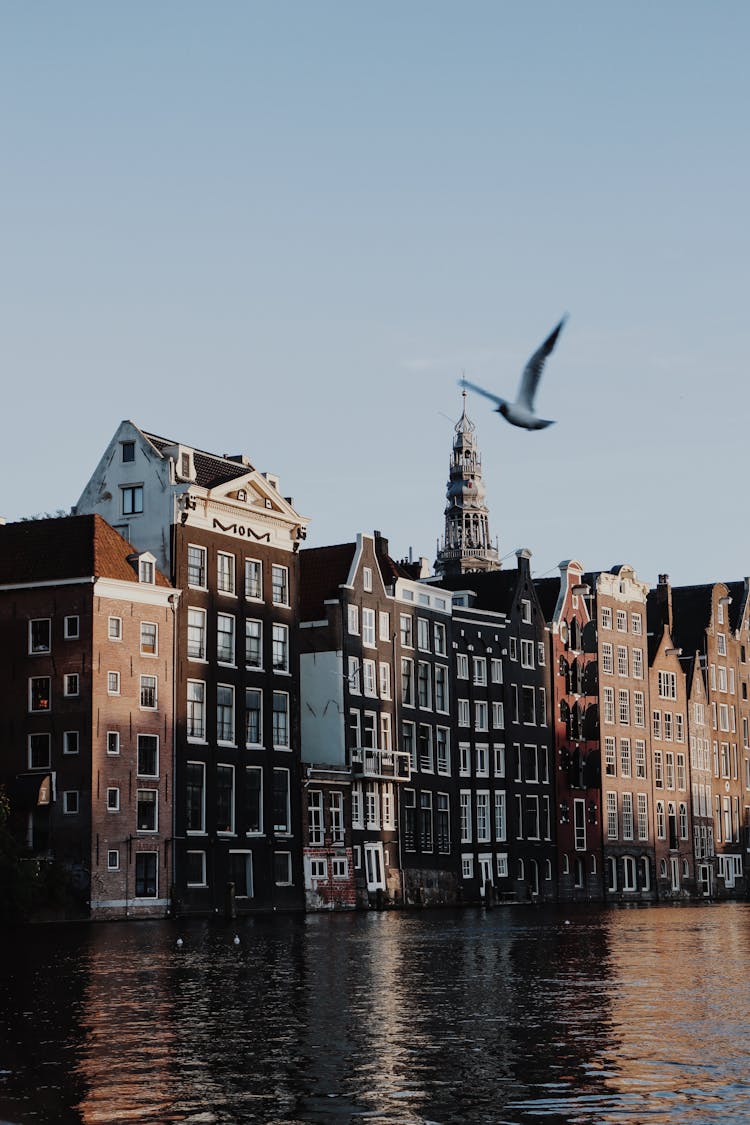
[
  {"left": 181, "top": 452, "right": 191, "bottom": 478},
  {"left": 140, "top": 558, "right": 155, "bottom": 584}
]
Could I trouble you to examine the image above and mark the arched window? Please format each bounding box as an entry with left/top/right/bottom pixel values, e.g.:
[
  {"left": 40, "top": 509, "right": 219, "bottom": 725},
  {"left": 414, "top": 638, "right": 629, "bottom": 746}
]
[
  {"left": 656, "top": 801, "right": 666, "bottom": 839},
  {"left": 679, "top": 803, "right": 688, "bottom": 839},
  {"left": 659, "top": 858, "right": 668, "bottom": 878}
]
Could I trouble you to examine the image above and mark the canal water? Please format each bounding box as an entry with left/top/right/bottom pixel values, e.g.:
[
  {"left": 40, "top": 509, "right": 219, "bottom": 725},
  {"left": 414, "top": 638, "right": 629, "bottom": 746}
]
[{"left": 1, "top": 903, "right": 749, "bottom": 1124}]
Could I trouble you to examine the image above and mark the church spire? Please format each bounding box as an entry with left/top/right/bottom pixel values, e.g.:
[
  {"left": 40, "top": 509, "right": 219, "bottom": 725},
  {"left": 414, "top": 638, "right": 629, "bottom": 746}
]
[{"left": 434, "top": 389, "right": 500, "bottom": 577}]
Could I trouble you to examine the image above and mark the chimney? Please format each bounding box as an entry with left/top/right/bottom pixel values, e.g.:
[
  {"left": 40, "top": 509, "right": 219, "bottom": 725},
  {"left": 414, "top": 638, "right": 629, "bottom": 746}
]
[
  {"left": 656, "top": 573, "right": 673, "bottom": 633},
  {"left": 373, "top": 530, "right": 389, "bottom": 558}
]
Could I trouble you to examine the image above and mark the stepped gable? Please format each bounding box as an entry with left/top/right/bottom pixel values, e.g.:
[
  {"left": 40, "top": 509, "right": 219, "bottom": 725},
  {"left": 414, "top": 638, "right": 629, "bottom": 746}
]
[
  {"left": 300, "top": 542, "right": 356, "bottom": 620},
  {"left": 143, "top": 430, "right": 250, "bottom": 489},
  {"left": 0, "top": 514, "right": 170, "bottom": 587}
]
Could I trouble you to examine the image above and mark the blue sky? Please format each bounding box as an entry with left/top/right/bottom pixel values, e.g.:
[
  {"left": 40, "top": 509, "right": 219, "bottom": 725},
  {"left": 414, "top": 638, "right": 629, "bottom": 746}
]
[{"left": 3, "top": 2, "right": 749, "bottom": 586}]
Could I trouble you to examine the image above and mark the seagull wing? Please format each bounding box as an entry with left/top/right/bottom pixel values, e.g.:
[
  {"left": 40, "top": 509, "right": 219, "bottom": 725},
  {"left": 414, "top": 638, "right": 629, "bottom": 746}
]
[
  {"left": 459, "top": 377, "right": 508, "bottom": 409},
  {"left": 516, "top": 316, "right": 567, "bottom": 410}
]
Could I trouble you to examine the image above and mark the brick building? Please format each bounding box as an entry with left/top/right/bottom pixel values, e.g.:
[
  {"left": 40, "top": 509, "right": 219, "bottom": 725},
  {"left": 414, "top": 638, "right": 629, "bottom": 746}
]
[{"left": 0, "top": 515, "right": 176, "bottom": 918}]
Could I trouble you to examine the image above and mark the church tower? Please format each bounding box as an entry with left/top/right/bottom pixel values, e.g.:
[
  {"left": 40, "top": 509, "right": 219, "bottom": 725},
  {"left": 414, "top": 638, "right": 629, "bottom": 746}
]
[{"left": 435, "top": 390, "right": 500, "bottom": 577}]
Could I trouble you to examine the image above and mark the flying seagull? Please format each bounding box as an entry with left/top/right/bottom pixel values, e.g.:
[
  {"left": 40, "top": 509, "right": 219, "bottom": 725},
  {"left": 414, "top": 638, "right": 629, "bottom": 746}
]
[{"left": 459, "top": 316, "right": 568, "bottom": 430}]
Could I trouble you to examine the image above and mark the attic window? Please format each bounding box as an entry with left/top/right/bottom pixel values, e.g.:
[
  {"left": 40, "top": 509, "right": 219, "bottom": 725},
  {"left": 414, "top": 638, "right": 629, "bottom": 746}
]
[
  {"left": 181, "top": 453, "right": 191, "bottom": 478},
  {"left": 122, "top": 441, "right": 135, "bottom": 463},
  {"left": 265, "top": 499, "right": 273, "bottom": 509},
  {"left": 139, "top": 557, "right": 155, "bottom": 584},
  {"left": 237, "top": 489, "right": 247, "bottom": 502}
]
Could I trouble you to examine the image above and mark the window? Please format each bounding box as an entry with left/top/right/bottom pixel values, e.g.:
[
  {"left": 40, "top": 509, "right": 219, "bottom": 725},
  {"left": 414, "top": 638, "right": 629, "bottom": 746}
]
[
  {"left": 402, "top": 722, "right": 416, "bottom": 770},
  {"left": 363, "top": 566, "right": 373, "bottom": 592},
  {"left": 245, "top": 558, "right": 262, "bottom": 600},
  {"left": 476, "top": 744, "right": 489, "bottom": 777},
  {"left": 605, "top": 737, "right": 616, "bottom": 776},
  {"left": 28, "top": 676, "right": 51, "bottom": 712},
  {"left": 475, "top": 701, "right": 488, "bottom": 731},
  {"left": 187, "top": 608, "right": 206, "bottom": 660},
  {"left": 632, "top": 648, "right": 643, "bottom": 679},
  {"left": 634, "top": 691, "right": 645, "bottom": 728},
  {"left": 601, "top": 606, "right": 612, "bottom": 629},
  {"left": 214, "top": 614, "right": 234, "bottom": 664},
  {"left": 363, "top": 660, "right": 376, "bottom": 697},
  {"left": 420, "top": 792, "right": 434, "bottom": 851},
  {"left": 107, "top": 787, "right": 120, "bottom": 812},
  {"left": 433, "top": 622, "right": 447, "bottom": 655},
  {"left": 401, "top": 659, "right": 414, "bottom": 706},
  {"left": 379, "top": 611, "right": 390, "bottom": 641},
  {"left": 620, "top": 738, "right": 631, "bottom": 777},
  {"left": 436, "top": 793, "right": 450, "bottom": 852},
  {"left": 186, "top": 851, "right": 207, "bottom": 887},
  {"left": 140, "top": 675, "right": 157, "bottom": 710},
  {"left": 217, "top": 553, "right": 235, "bottom": 595},
  {"left": 400, "top": 613, "right": 413, "bottom": 647},
  {"left": 217, "top": 684, "right": 235, "bottom": 743},
  {"left": 522, "top": 686, "right": 536, "bottom": 725},
  {"left": 618, "top": 689, "right": 630, "bottom": 725},
  {"left": 456, "top": 653, "right": 469, "bottom": 679},
  {"left": 436, "top": 727, "right": 450, "bottom": 774},
  {"left": 137, "top": 734, "right": 158, "bottom": 777},
  {"left": 105, "top": 671, "right": 120, "bottom": 697},
  {"left": 379, "top": 663, "right": 391, "bottom": 699},
  {"left": 520, "top": 639, "right": 534, "bottom": 669},
  {"left": 631, "top": 612, "right": 642, "bottom": 635},
  {"left": 330, "top": 792, "right": 345, "bottom": 843},
  {"left": 348, "top": 656, "right": 361, "bottom": 694},
  {"left": 418, "top": 662, "right": 432, "bottom": 708},
  {"left": 521, "top": 599, "right": 532, "bottom": 623},
  {"left": 348, "top": 604, "right": 359, "bottom": 635},
  {"left": 28, "top": 733, "right": 50, "bottom": 769},
  {"left": 417, "top": 618, "right": 430, "bottom": 651},
  {"left": 362, "top": 608, "right": 376, "bottom": 647},
  {"left": 490, "top": 658, "right": 502, "bottom": 684},
  {"left": 460, "top": 792, "right": 472, "bottom": 842},
  {"left": 64, "top": 791, "right": 79, "bottom": 815},
  {"left": 29, "top": 619, "right": 51, "bottom": 654},
  {"left": 635, "top": 740, "right": 646, "bottom": 778},
  {"left": 245, "top": 688, "right": 262, "bottom": 746},
  {"left": 637, "top": 792, "right": 649, "bottom": 840},
  {"left": 658, "top": 670, "right": 677, "bottom": 699},
  {"left": 63, "top": 673, "right": 79, "bottom": 697},
  {"left": 121, "top": 440, "right": 135, "bottom": 462},
  {"left": 186, "top": 762, "right": 206, "bottom": 833},
  {"left": 273, "top": 769, "right": 290, "bottom": 832},
  {"left": 272, "top": 692, "right": 290, "bottom": 748},
  {"left": 246, "top": 767, "right": 263, "bottom": 834},
  {"left": 139, "top": 621, "right": 158, "bottom": 656},
  {"left": 187, "top": 680, "right": 206, "bottom": 739},
  {"left": 108, "top": 616, "right": 122, "bottom": 641},
  {"left": 274, "top": 851, "right": 292, "bottom": 885},
  {"left": 462, "top": 854, "right": 474, "bottom": 880},
  {"left": 495, "top": 791, "right": 507, "bottom": 841},
  {"left": 310, "top": 858, "right": 327, "bottom": 881},
  {"left": 245, "top": 620, "right": 262, "bottom": 668},
  {"left": 718, "top": 632, "right": 727, "bottom": 656},
  {"left": 380, "top": 713, "right": 392, "bottom": 752},
  {"left": 63, "top": 730, "right": 79, "bottom": 755},
  {"left": 272, "top": 624, "right": 289, "bottom": 673},
  {"left": 458, "top": 699, "right": 470, "bottom": 727},
  {"left": 332, "top": 857, "right": 349, "bottom": 879},
  {"left": 602, "top": 643, "right": 614, "bottom": 674},
  {"left": 603, "top": 687, "right": 615, "bottom": 724},
  {"left": 435, "top": 665, "right": 448, "bottom": 712},
  {"left": 617, "top": 646, "right": 628, "bottom": 677},
  {"left": 108, "top": 849, "right": 120, "bottom": 871},
  {"left": 473, "top": 657, "right": 487, "bottom": 685},
  {"left": 606, "top": 792, "right": 618, "bottom": 839},
  {"left": 121, "top": 485, "right": 143, "bottom": 515},
  {"left": 139, "top": 557, "right": 155, "bottom": 584},
  {"left": 418, "top": 725, "right": 433, "bottom": 771},
  {"left": 677, "top": 753, "right": 686, "bottom": 790},
  {"left": 616, "top": 610, "right": 627, "bottom": 632},
  {"left": 64, "top": 615, "right": 79, "bottom": 639},
  {"left": 272, "top": 565, "right": 289, "bottom": 606},
  {"left": 308, "top": 791, "right": 324, "bottom": 845},
  {"left": 187, "top": 545, "right": 207, "bottom": 588},
  {"left": 137, "top": 790, "right": 158, "bottom": 832},
  {"left": 496, "top": 853, "right": 509, "bottom": 878},
  {"left": 622, "top": 792, "right": 634, "bottom": 840},
  {"left": 107, "top": 731, "right": 120, "bottom": 755},
  {"left": 656, "top": 801, "right": 666, "bottom": 839},
  {"left": 135, "top": 853, "right": 157, "bottom": 898}
]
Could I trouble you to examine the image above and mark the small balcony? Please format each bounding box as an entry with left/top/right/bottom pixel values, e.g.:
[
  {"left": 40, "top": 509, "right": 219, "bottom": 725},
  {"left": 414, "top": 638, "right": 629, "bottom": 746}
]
[{"left": 350, "top": 747, "right": 411, "bottom": 781}]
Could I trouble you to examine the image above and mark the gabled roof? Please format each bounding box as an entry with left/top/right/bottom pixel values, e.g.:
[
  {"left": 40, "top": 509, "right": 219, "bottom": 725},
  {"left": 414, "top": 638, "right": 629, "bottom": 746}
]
[
  {"left": 433, "top": 568, "right": 522, "bottom": 614},
  {"left": 0, "top": 515, "right": 171, "bottom": 587},
  {"left": 300, "top": 543, "right": 356, "bottom": 620},
  {"left": 533, "top": 577, "right": 560, "bottom": 623},
  {"left": 143, "top": 431, "right": 251, "bottom": 489}
]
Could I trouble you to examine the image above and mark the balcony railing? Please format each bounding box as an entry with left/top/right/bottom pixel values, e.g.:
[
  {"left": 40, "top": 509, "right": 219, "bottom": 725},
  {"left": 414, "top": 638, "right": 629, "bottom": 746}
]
[{"left": 350, "top": 747, "right": 411, "bottom": 781}]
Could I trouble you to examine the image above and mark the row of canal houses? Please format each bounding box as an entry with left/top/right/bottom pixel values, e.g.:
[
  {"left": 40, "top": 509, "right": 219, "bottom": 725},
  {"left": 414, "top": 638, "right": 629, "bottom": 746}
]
[{"left": 1, "top": 399, "right": 749, "bottom": 918}]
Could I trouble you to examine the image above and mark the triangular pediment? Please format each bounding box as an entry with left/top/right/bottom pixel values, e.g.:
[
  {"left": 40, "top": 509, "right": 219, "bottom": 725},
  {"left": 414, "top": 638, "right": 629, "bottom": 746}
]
[{"left": 209, "top": 470, "right": 307, "bottom": 524}]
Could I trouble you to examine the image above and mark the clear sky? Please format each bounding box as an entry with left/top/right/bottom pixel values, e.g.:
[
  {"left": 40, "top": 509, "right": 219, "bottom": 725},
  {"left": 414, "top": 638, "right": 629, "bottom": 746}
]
[{"left": 3, "top": 2, "right": 749, "bottom": 588}]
